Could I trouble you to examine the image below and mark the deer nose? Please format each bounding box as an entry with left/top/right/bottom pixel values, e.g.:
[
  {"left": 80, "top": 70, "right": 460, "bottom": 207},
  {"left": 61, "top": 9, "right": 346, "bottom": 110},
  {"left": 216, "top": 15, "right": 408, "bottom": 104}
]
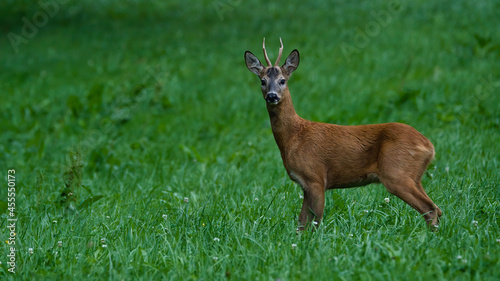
[{"left": 265, "top": 92, "right": 279, "bottom": 104}]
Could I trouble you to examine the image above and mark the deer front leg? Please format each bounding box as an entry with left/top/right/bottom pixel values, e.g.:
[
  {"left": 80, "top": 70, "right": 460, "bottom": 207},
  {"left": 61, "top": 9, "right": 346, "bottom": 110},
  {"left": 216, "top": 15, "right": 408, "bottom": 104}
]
[{"left": 298, "top": 183, "right": 325, "bottom": 231}]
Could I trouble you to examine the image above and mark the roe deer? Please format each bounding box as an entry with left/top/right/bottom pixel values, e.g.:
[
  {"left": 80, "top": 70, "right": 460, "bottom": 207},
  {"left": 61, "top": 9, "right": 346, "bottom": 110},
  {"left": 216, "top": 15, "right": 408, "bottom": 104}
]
[{"left": 244, "top": 38, "right": 442, "bottom": 230}]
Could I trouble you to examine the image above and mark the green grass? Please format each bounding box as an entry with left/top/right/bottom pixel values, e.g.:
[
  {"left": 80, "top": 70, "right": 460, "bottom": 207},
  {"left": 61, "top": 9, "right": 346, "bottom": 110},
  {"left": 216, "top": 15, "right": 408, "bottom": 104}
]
[{"left": 1, "top": 0, "right": 500, "bottom": 280}]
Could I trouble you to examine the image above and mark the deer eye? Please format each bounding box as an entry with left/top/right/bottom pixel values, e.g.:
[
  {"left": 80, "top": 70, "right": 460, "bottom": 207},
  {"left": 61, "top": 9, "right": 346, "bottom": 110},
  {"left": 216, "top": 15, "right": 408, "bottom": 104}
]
[
  {"left": 261, "top": 79, "right": 266, "bottom": 86},
  {"left": 279, "top": 79, "right": 286, "bottom": 85}
]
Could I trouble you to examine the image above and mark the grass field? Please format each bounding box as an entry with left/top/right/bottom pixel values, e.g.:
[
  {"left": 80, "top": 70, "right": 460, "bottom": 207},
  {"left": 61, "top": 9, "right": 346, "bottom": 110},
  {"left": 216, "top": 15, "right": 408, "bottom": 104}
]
[{"left": 1, "top": 0, "right": 499, "bottom": 280}]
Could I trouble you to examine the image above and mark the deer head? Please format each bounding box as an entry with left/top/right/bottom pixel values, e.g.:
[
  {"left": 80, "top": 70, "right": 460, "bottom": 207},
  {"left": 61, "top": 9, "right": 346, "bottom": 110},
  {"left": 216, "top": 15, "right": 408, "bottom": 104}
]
[{"left": 244, "top": 38, "right": 300, "bottom": 105}]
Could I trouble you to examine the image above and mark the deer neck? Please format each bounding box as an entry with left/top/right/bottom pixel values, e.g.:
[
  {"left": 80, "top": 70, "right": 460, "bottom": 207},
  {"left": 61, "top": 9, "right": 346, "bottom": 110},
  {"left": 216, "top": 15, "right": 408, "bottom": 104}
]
[{"left": 266, "top": 88, "right": 302, "bottom": 152}]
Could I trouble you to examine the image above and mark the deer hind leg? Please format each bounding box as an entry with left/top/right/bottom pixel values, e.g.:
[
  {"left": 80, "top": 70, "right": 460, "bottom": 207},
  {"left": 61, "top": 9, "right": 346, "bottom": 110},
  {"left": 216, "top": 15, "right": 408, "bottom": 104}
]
[
  {"left": 378, "top": 139, "right": 441, "bottom": 227},
  {"left": 416, "top": 181, "right": 442, "bottom": 224},
  {"left": 298, "top": 182, "right": 325, "bottom": 231},
  {"left": 380, "top": 175, "right": 440, "bottom": 227}
]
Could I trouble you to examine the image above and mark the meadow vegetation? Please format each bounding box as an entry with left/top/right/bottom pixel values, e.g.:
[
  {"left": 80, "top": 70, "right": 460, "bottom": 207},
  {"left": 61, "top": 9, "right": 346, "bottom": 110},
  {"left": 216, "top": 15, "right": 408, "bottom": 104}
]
[{"left": 0, "top": 0, "right": 499, "bottom": 280}]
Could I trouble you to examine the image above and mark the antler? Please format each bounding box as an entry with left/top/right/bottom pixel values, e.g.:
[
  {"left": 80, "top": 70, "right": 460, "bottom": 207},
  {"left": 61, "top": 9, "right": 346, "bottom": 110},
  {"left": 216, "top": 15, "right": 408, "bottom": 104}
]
[
  {"left": 262, "top": 37, "right": 272, "bottom": 67},
  {"left": 274, "top": 37, "right": 283, "bottom": 66},
  {"left": 263, "top": 37, "right": 284, "bottom": 66}
]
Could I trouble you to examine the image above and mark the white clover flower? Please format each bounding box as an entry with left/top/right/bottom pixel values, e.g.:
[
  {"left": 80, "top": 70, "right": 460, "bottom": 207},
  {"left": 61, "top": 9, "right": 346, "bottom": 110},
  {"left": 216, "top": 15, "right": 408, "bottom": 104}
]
[
  {"left": 183, "top": 197, "right": 189, "bottom": 203},
  {"left": 472, "top": 220, "right": 478, "bottom": 227},
  {"left": 162, "top": 214, "right": 168, "bottom": 220},
  {"left": 102, "top": 244, "right": 107, "bottom": 248},
  {"left": 291, "top": 243, "right": 297, "bottom": 249},
  {"left": 254, "top": 198, "right": 259, "bottom": 201},
  {"left": 384, "top": 198, "right": 390, "bottom": 203},
  {"left": 101, "top": 238, "right": 106, "bottom": 244},
  {"left": 58, "top": 241, "right": 62, "bottom": 247},
  {"left": 53, "top": 220, "right": 57, "bottom": 223},
  {"left": 213, "top": 237, "right": 220, "bottom": 242},
  {"left": 29, "top": 248, "right": 34, "bottom": 255},
  {"left": 348, "top": 234, "right": 354, "bottom": 238},
  {"left": 212, "top": 256, "right": 218, "bottom": 261},
  {"left": 312, "top": 221, "right": 318, "bottom": 225}
]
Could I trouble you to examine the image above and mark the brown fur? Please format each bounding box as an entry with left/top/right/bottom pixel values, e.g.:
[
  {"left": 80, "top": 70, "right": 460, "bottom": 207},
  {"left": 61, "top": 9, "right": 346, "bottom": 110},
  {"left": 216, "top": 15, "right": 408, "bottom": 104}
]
[{"left": 245, "top": 39, "right": 441, "bottom": 230}]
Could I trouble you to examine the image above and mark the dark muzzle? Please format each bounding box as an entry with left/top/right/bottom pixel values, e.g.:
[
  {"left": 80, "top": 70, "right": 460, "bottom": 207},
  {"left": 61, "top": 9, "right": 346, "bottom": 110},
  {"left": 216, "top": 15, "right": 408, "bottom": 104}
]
[{"left": 265, "top": 92, "right": 279, "bottom": 104}]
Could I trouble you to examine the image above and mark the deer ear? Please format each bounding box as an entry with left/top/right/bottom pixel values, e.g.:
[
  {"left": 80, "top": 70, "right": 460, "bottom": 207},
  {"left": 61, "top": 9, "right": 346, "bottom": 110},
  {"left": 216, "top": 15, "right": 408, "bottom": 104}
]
[
  {"left": 282, "top": 49, "right": 299, "bottom": 75},
  {"left": 245, "top": 51, "right": 264, "bottom": 76}
]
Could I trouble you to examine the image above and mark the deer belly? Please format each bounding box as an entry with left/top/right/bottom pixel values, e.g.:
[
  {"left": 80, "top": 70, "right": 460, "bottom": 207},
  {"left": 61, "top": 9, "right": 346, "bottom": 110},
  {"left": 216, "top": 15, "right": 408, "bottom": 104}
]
[{"left": 328, "top": 172, "right": 380, "bottom": 189}]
